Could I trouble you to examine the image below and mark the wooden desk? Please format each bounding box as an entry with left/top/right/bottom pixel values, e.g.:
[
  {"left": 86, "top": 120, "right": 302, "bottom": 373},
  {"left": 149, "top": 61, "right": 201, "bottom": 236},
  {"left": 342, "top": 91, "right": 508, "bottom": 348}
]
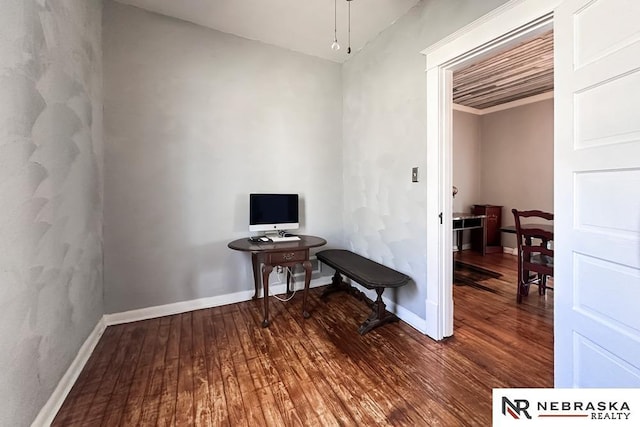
[
  {"left": 228, "top": 235, "right": 326, "bottom": 327},
  {"left": 453, "top": 212, "right": 486, "bottom": 255},
  {"left": 472, "top": 205, "right": 502, "bottom": 254}
]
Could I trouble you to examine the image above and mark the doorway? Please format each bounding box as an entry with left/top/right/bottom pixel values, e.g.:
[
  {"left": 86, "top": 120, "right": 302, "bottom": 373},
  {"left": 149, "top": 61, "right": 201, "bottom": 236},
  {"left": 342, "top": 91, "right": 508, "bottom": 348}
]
[
  {"left": 422, "top": 0, "right": 559, "bottom": 341},
  {"left": 451, "top": 29, "right": 554, "bottom": 314}
]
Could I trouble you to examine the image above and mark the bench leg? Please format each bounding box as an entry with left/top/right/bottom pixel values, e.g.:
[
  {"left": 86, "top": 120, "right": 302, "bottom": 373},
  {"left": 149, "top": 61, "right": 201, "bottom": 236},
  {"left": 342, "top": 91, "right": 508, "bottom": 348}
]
[
  {"left": 321, "top": 271, "right": 351, "bottom": 298},
  {"left": 358, "top": 288, "right": 399, "bottom": 335},
  {"left": 320, "top": 268, "right": 400, "bottom": 335},
  {"left": 321, "top": 271, "right": 370, "bottom": 304}
]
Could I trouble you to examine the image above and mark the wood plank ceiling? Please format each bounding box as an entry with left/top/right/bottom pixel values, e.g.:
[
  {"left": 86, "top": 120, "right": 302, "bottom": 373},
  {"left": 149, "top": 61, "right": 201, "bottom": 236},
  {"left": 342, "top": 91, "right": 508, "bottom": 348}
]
[{"left": 453, "top": 30, "right": 554, "bottom": 110}]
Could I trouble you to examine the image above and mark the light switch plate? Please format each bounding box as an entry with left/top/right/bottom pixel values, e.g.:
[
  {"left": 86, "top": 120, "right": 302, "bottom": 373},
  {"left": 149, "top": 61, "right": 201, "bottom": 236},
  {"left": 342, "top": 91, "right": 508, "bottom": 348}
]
[{"left": 412, "top": 167, "right": 419, "bottom": 182}]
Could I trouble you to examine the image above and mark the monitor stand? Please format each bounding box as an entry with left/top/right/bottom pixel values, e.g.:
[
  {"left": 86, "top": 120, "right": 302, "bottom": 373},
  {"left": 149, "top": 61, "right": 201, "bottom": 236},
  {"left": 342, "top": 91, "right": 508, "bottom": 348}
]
[
  {"left": 265, "top": 231, "right": 300, "bottom": 242},
  {"left": 264, "top": 231, "right": 281, "bottom": 240}
]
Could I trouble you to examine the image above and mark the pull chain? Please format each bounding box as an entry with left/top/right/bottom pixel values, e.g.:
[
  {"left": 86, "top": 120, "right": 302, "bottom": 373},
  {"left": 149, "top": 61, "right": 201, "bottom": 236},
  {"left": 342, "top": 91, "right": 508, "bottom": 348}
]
[
  {"left": 335, "top": 0, "right": 338, "bottom": 41},
  {"left": 347, "top": 0, "right": 351, "bottom": 54}
]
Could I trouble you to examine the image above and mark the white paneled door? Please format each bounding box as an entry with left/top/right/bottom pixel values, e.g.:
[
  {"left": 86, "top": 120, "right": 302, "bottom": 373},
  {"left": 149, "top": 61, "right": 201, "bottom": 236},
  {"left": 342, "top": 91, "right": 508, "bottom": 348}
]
[{"left": 555, "top": 0, "right": 640, "bottom": 386}]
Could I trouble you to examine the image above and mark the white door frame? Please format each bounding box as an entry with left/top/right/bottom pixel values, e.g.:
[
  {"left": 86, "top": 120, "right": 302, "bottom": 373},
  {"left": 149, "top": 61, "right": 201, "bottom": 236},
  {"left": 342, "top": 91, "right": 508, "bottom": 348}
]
[{"left": 421, "top": 0, "right": 560, "bottom": 340}]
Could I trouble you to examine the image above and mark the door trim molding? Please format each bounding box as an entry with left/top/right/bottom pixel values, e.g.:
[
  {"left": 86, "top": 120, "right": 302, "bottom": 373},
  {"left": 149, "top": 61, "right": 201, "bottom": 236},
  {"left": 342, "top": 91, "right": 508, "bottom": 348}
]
[{"left": 421, "top": 0, "right": 559, "bottom": 340}]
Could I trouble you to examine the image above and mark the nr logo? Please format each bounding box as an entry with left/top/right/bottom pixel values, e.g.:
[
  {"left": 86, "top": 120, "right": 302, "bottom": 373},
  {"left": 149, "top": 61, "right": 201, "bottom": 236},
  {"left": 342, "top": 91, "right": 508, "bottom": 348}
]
[{"left": 502, "top": 397, "right": 532, "bottom": 419}]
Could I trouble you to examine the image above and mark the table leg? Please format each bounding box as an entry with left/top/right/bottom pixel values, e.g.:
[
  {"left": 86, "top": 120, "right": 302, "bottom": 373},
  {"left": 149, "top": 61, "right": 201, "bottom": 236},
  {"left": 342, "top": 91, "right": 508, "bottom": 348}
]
[
  {"left": 251, "top": 253, "right": 260, "bottom": 300},
  {"left": 261, "top": 264, "right": 273, "bottom": 327},
  {"left": 301, "top": 260, "right": 312, "bottom": 319},
  {"left": 286, "top": 268, "right": 292, "bottom": 296}
]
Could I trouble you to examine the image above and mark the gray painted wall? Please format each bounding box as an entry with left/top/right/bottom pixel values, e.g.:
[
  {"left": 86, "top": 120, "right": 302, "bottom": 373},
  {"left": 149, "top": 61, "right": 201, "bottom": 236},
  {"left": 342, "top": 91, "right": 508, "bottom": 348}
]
[
  {"left": 453, "top": 110, "right": 482, "bottom": 247},
  {"left": 480, "top": 99, "right": 554, "bottom": 249},
  {"left": 452, "top": 101, "right": 554, "bottom": 250},
  {"left": 0, "top": 0, "right": 103, "bottom": 425},
  {"left": 103, "top": 2, "right": 343, "bottom": 313},
  {"left": 341, "top": 0, "right": 509, "bottom": 318}
]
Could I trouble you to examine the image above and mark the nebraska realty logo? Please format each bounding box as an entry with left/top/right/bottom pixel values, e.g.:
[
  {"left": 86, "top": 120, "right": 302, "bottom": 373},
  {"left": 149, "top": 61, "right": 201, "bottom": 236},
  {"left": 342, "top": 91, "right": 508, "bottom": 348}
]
[
  {"left": 502, "top": 396, "right": 630, "bottom": 420},
  {"left": 493, "top": 389, "right": 639, "bottom": 426}
]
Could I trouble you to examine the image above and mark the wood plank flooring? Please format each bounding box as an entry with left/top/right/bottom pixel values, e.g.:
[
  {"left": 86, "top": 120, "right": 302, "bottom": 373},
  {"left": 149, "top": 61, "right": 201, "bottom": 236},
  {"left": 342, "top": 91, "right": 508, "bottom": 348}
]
[{"left": 53, "top": 251, "right": 553, "bottom": 426}]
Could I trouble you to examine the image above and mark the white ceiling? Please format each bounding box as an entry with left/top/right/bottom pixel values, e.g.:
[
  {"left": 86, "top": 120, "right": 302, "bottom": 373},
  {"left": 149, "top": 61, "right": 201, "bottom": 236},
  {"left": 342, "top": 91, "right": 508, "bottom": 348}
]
[{"left": 114, "top": 0, "right": 420, "bottom": 63}]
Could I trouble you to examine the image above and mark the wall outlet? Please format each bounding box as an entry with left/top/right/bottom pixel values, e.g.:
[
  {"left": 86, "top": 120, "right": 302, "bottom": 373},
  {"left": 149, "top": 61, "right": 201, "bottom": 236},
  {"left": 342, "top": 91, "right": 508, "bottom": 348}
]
[{"left": 412, "top": 167, "right": 419, "bottom": 182}]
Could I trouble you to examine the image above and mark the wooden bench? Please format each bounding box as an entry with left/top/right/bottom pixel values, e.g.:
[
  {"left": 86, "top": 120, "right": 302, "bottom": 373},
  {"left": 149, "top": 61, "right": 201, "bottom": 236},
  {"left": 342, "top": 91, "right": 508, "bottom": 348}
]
[{"left": 316, "top": 249, "right": 411, "bottom": 335}]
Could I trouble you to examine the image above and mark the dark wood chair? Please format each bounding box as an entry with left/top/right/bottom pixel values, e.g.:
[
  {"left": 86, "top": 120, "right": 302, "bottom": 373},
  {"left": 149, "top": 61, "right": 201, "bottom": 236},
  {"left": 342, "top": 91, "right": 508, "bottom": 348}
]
[{"left": 512, "top": 209, "right": 554, "bottom": 303}]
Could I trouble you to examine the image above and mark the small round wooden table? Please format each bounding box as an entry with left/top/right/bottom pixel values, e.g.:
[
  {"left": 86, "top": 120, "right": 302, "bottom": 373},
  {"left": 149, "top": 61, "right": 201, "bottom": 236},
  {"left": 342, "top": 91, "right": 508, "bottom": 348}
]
[{"left": 228, "top": 235, "right": 327, "bottom": 327}]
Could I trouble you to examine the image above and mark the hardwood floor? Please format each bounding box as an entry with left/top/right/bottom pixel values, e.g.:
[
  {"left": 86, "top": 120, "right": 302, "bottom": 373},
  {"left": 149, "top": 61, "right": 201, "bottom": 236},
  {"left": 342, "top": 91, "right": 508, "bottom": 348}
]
[{"left": 53, "top": 252, "right": 553, "bottom": 426}]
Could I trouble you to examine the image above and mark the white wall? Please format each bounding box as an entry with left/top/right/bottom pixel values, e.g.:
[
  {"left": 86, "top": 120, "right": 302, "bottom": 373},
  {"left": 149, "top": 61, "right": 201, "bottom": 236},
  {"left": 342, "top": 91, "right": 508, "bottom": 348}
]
[
  {"left": 0, "top": 1, "right": 103, "bottom": 425},
  {"left": 103, "top": 2, "right": 343, "bottom": 313},
  {"left": 480, "top": 99, "right": 554, "bottom": 248},
  {"left": 453, "top": 110, "right": 482, "bottom": 247},
  {"left": 341, "top": 0, "right": 509, "bottom": 318}
]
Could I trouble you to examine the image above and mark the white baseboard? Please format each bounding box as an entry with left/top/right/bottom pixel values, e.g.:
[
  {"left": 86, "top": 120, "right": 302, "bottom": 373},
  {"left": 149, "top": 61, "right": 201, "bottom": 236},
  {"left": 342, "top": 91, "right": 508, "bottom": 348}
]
[
  {"left": 453, "top": 243, "right": 472, "bottom": 252},
  {"left": 350, "top": 282, "right": 428, "bottom": 334},
  {"left": 503, "top": 246, "right": 518, "bottom": 256},
  {"left": 31, "top": 318, "right": 107, "bottom": 427},
  {"left": 34, "top": 277, "right": 332, "bottom": 425},
  {"left": 424, "top": 299, "right": 441, "bottom": 339},
  {"left": 103, "top": 274, "right": 428, "bottom": 333},
  {"left": 35, "top": 274, "right": 425, "bottom": 426},
  {"left": 104, "top": 276, "right": 330, "bottom": 326},
  {"left": 386, "top": 297, "right": 428, "bottom": 334}
]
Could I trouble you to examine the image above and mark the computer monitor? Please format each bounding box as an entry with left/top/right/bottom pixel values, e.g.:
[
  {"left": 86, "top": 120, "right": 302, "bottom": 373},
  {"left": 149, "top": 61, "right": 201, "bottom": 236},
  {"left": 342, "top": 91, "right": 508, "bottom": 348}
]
[{"left": 249, "top": 194, "right": 299, "bottom": 235}]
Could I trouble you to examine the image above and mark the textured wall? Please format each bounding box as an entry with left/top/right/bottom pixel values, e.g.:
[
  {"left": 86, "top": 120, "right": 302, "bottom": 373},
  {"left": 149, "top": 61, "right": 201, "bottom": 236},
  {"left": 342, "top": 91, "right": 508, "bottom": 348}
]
[
  {"left": 453, "top": 110, "right": 482, "bottom": 247},
  {"left": 103, "top": 2, "right": 343, "bottom": 313},
  {"left": 480, "top": 99, "right": 554, "bottom": 249},
  {"left": 341, "top": 0, "right": 509, "bottom": 318},
  {"left": 0, "top": 0, "right": 103, "bottom": 425}
]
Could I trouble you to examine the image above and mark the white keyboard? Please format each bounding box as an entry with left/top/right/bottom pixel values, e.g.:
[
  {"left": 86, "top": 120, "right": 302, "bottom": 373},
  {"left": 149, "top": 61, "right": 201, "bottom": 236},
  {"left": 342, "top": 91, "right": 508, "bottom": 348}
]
[{"left": 269, "top": 235, "right": 301, "bottom": 242}]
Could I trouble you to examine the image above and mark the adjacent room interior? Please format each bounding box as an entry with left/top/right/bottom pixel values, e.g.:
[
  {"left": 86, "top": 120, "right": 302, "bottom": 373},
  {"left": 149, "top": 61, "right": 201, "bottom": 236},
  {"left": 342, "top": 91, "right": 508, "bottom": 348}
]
[{"left": 451, "top": 30, "right": 554, "bottom": 312}]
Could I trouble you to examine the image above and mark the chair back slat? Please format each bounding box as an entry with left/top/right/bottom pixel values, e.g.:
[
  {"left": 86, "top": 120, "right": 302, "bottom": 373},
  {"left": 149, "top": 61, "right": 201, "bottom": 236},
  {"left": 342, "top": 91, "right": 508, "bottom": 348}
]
[
  {"left": 519, "top": 227, "right": 553, "bottom": 242},
  {"left": 511, "top": 208, "right": 554, "bottom": 303},
  {"left": 513, "top": 209, "right": 553, "bottom": 221}
]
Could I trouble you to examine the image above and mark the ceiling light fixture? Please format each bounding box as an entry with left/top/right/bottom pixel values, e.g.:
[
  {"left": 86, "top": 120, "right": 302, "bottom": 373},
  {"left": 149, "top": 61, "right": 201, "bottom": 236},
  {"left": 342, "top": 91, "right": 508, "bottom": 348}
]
[
  {"left": 331, "top": 0, "right": 340, "bottom": 51},
  {"left": 330, "top": 0, "right": 355, "bottom": 54}
]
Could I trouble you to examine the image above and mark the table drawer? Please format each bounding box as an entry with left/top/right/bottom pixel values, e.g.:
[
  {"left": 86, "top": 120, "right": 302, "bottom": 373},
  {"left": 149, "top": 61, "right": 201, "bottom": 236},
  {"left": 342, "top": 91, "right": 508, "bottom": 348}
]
[{"left": 267, "top": 250, "right": 306, "bottom": 264}]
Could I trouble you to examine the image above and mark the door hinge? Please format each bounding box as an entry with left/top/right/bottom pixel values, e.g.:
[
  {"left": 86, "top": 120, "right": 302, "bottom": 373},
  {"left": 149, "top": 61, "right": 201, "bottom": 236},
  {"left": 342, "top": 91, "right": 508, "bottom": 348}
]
[{"left": 439, "top": 212, "right": 443, "bottom": 224}]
